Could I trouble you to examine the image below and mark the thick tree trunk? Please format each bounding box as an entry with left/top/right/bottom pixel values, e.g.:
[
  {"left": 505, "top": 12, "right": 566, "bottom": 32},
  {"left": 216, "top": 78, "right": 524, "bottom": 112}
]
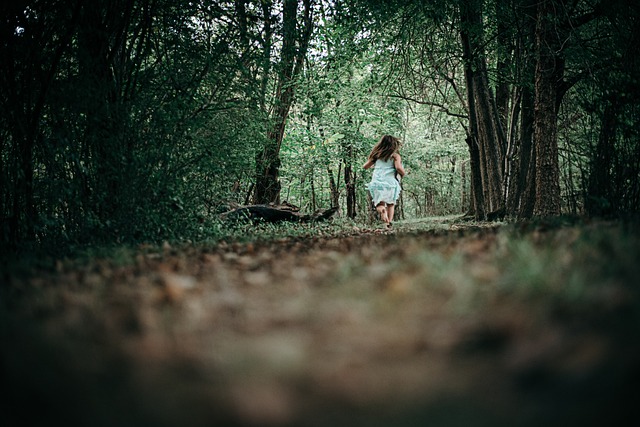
[
  {"left": 465, "top": 136, "right": 486, "bottom": 219},
  {"left": 460, "top": 0, "right": 483, "bottom": 220},
  {"left": 504, "top": 0, "right": 538, "bottom": 218},
  {"left": 503, "top": 87, "right": 521, "bottom": 210},
  {"left": 460, "top": 0, "right": 506, "bottom": 219},
  {"left": 254, "top": 0, "right": 312, "bottom": 204},
  {"left": 254, "top": 0, "right": 296, "bottom": 204},
  {"left": 516, "top": 82, "right": 536, "bottom": 218},
  {"left": 533, "top": 0, "right": 562, "bottom": 217},
  {"left": 460, "top": 31, "right": 485, "bottom": 221},
  {"left": 474, "top": 70, "right": 506, "bottom": 211}
]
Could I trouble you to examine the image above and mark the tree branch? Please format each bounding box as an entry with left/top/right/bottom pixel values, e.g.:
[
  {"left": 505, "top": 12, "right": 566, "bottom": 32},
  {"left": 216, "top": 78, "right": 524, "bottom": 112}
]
[{"left": 388, "top": 94, "right": 468, "bottom": 119}]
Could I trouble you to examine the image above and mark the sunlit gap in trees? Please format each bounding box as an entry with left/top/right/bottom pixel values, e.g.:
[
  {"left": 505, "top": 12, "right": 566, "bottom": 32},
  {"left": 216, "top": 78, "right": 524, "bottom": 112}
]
[{"left": 12, "top": 5, "right": 38, "bottom": 36}]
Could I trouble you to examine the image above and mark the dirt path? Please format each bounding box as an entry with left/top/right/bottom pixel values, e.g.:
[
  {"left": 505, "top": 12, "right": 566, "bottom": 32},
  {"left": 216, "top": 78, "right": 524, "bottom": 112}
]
[{"left": 2, "top": 222, "right": 639, "bottom": 426}]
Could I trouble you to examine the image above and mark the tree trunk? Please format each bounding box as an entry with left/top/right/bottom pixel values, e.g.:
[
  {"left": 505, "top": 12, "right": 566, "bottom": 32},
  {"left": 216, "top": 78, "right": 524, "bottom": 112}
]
[
  {"left": 256, "top": 0, "right": 274, "bottom": 111},
  {"left": 310, "top": 170, "right": 317, "bottom": 211},
  {"left": 460, "top": 62, "right": 485, "bottom": 219},
  {"left": 517, "top": 81, "right": 536, "bottom": 218},
  {"left": 459, "top": 0, "right": 506, "bottom": 218},
  {"left": 254, "top": 0, "right": 296, "bottom": 204},
  {"left": 459, "top": 0, "right": 480, "bottom": 218},
  {"left": 327, "top": 167, "right": 340, "bottom": 209},
  {"left": 461, "top": 160, "right": 468, "bottom": 210},
  {"left": 503, "top": 87, "right": 521, "bottom": 210},
  {"left": 533, "top": 0, "right": 562, "bottom": 217},
  {"left": 473, "top": 52, "right": 506, "bottom": 213},
  {"left": 254, "top": 0, "right": 313, "bottom": 204},
  {"left": 586, "top": 97, "right": 618, "bottom": 216},
  {"left": 397, "top": 190, "right": 405, "bottom": 220},
  {"left": 466, "top": 136, "right": 486, "bottom": 219},
  {"left": 498, "top": 0, "right": 537, "bottom": 218},
  {"left": 494, "top": 1, "right": 512, "bottom": 134},
  {"left": 344, "top": 163, "right": 356, "bottom": 219}
]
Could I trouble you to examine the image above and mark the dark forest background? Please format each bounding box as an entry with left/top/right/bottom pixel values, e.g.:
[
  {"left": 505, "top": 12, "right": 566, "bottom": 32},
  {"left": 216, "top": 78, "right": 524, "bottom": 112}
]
[{"left": 2, "top": 0, "right": 639, "bottom": 252}]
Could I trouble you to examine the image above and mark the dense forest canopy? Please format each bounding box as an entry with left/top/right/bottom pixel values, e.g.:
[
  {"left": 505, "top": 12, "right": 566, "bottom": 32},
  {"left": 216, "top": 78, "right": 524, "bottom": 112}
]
[{"left": 1, "top": 0, "right": 639, "bottom": 251}]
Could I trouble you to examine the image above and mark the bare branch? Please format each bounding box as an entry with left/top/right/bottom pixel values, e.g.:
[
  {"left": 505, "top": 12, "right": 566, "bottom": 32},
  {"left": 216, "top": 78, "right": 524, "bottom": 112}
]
[{"left": 388, "top": 94, "right": 468, "bottom": 119}]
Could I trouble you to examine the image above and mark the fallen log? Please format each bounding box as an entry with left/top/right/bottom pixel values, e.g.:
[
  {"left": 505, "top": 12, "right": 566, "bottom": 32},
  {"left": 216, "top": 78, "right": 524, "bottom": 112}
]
[{"left": 220, "top": 204, "right": 338, "bottom": 223}]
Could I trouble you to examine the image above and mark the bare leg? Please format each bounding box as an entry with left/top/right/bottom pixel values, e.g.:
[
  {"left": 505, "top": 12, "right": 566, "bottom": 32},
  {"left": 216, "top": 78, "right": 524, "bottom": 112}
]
[
  {"left": 376, "top": 203, "right": 389, "bottom": 224},
  {"left": 387, "top": 204, "right": 395, "bottom": 225}
]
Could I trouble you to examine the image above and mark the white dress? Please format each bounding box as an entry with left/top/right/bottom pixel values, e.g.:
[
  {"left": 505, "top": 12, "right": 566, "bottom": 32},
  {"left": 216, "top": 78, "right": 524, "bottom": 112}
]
[{"left": 366, "top": 157, "right": 401, "bottom": 205}]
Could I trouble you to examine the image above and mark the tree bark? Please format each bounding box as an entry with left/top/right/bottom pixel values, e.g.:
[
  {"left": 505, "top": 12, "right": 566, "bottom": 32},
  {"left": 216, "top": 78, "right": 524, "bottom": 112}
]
[
  {"left": 474, "top": 68, "right": 506, "bottom": 211},
  {"left": 461, "top": 160, "right": 468, "bottom": 210},
  {"left": 586, "top": 97, "right": 617, "bottom": 216},
  {"left": 494, "top": 1, "right": 512, "bottom": 134},
  {"left": 533, "top": 0, "right": 562, "bottom": 217},
  {"left": 461, "top": 0, "right": 506, "bottom": 220},
  {"left": 516, "top": 80, "right": 536, "bottom": 218},
  {"left": 344, "top": 163, "right": 356, "bottom": 219},
  {"left": 327, "top": 167, "right": 340, "bottom": 209},
  {"left": 254, "top": 0, "right": 313, "bottom": 204},
  {"left": 259, "top": 0, "right": 273, "bottom": 111},
  {"left": 509, "top": 0, "right": 537, "bottom": 219},
  {"left": 465, "top": 136, "right": 486, "bottom": 219}
]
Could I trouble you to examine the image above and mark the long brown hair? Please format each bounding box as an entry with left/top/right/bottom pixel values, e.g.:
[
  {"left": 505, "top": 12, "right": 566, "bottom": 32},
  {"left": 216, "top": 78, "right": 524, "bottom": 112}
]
[{"left": 368, "top": 134, "right": 401, "bottom": 162}]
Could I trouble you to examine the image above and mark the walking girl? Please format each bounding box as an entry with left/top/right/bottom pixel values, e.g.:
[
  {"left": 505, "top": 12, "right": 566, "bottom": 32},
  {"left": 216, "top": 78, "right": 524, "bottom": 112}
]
[{"left": 363, "top": 134, "right": 406, "bottom": 228}]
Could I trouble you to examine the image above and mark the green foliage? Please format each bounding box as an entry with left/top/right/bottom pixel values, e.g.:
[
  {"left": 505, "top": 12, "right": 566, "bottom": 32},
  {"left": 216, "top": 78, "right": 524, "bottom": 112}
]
[
  {"left": 1, "top": 1, "right": 274, "bottom": 251},
  {"left": 555, "top": 1, "right": 640, "bottom": 216},
  {"left": 2, "top": 0, "right": 640, "bottom": 255}
]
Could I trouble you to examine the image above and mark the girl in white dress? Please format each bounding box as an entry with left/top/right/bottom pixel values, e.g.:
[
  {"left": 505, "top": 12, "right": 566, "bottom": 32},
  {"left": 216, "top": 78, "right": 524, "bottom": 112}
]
[{"left": 363, "top": 135, "right": 406, "bottom": 228}]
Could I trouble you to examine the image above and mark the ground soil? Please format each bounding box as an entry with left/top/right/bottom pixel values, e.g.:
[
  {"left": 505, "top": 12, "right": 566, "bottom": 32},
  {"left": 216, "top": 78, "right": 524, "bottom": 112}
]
[{"left": 1, "top": 220, "right": 639, "bottom": 427}]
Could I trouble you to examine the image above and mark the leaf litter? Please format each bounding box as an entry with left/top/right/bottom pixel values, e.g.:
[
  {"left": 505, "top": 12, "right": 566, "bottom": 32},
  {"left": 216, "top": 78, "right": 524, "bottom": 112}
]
[{"left": 1, "top": 219, "right": 639, "bottom": 427}]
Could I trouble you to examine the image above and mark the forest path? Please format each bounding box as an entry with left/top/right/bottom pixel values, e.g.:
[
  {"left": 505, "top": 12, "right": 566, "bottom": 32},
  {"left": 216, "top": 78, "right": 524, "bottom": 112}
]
[{"left": 2, "top": 219, "right": 639, "bottom": 427}]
